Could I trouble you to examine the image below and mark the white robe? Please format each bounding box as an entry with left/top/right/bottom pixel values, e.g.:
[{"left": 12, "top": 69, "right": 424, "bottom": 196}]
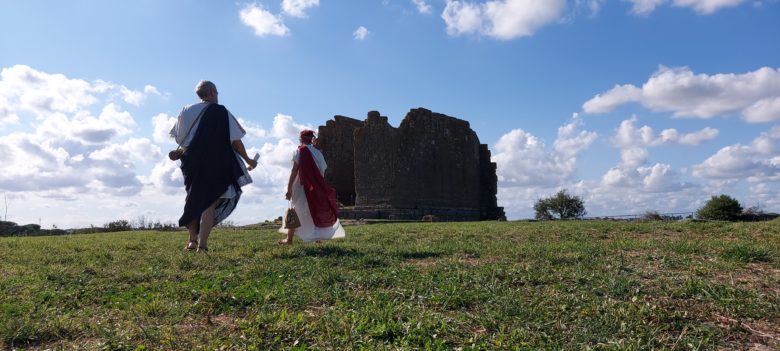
[
  {"left": 278, "top": 145, "right": 346, "bottom": 242},
  {"left": 169, "top": 102, "right": 252, "bottom": 198}
]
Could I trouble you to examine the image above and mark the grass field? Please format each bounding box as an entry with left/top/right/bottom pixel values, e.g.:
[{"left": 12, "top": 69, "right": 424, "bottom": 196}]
[{"left": 1, "top": 220, "right": 779, "bottom": 350}]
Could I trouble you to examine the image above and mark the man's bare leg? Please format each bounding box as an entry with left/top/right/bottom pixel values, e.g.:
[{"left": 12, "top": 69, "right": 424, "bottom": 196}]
[
  {"left": 197, "top": 200, "right": 219, "bottom": 251},
  {"left": 185, "top": 219, "right": 199, "bottom": 250}
]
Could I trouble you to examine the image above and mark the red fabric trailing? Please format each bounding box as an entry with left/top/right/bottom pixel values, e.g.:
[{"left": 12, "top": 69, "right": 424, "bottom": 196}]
[{"left": 297, "top": 145, "right": 339, "bottom": 227}]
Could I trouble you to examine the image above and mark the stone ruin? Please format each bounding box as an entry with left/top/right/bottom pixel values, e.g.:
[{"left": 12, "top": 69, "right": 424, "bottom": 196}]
[{"left": 316, "top": 108, "right": 505, "bottom": 221}]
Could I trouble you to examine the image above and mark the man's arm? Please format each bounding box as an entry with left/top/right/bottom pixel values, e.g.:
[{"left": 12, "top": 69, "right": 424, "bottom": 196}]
[
  {"left": 231, "top": 140, "right": 258, "bottom": 170},
  {"left": 170, "top": 107, "right": 185, "bottom": 143}
]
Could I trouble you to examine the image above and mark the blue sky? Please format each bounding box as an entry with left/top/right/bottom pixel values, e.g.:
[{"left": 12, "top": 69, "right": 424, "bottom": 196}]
[{"left": 0, "top": 0, "right": 778, "bottom": 227}]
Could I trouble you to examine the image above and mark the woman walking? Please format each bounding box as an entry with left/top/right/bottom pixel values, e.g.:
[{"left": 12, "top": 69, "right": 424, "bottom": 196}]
[{"left": 278, "top": 130, "right": 345, "bottom": 244}]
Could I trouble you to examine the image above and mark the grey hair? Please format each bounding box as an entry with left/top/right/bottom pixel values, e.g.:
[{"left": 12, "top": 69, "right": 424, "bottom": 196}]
[{"left": 195, "top": 80, "right": 216, "bottom": 99}]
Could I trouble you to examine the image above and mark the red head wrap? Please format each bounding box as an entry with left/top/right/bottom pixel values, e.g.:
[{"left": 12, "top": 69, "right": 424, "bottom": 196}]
[{"left": 300, "top": 129, "right": 316, "bottom": 143}]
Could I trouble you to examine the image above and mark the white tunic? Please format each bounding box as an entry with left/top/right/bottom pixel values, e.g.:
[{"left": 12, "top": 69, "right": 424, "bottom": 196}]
[
  {"left": 170, "top": 102, "right": 246, "bottom": 146},
  {"left": 169, "top": 102, "right": 252, "bottom": 197},
  {"left": 279, "top": 145, "right": 346, "bottom": 242}
]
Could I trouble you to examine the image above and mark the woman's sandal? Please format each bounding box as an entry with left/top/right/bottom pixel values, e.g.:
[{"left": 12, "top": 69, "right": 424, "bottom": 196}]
[
  {"left": 277, "top": 238, "right": 292, "bottom": 245},
  {"left": 184, "top": 240, "right": 198, "bottom": 251}
]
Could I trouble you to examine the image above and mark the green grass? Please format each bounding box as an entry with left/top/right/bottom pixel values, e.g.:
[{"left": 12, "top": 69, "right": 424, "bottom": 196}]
[{"left": 1, "top": 220, "right": 778, "bottom": 350}]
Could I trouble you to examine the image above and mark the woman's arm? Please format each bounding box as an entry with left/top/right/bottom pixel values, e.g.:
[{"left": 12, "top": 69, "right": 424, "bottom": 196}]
[{"left": 286, "top": 161, "right": 299, "bottom": 200}]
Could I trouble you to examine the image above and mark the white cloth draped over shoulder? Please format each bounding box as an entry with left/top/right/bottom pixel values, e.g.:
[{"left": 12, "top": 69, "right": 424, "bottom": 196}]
[
  {"left": 169, "top": 102, "right": 252, "bottom": 198},
  {"left": 278, "top": 144, "right": 346, "bottom": 242}
]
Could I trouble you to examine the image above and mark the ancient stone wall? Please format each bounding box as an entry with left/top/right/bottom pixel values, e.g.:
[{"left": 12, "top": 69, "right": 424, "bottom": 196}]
[
  {"left": 352, "top": 111, "right": 400, "bottom": 208},
  {"left": 317, "top": 116, "right": 363, "bottom": 206},
  {"left": 317, "top": 108, "right": 504, "bottom": 221},
  {"left": 391, "top": 108, "right": 481, "bottom": 209}
]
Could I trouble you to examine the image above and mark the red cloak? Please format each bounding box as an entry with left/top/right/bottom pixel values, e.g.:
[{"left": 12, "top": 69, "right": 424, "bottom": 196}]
[{"left": 297, "top": 145, "right": 339, "bottom": 227}]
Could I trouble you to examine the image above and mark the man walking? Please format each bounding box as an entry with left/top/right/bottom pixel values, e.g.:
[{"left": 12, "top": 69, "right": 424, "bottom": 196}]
[{"left": 170, "top": 80, "right": 257, "bottom": 252}]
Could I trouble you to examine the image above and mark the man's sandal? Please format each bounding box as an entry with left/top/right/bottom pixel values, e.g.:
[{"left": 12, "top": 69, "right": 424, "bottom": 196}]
[{"left": 184, "top": 240, "right": 198, "bottom": 251}]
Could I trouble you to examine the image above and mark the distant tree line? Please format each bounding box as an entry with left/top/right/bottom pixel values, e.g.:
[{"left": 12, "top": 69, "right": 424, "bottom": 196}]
[
  {"left": 0, "top": 216, "right": 179, "bottom": 237},
  {"left": 533, "top": 190, "right": 778, "bottom": 222},
  {"left": 0, "top": 221, "right": 67, "bottom": 237}
]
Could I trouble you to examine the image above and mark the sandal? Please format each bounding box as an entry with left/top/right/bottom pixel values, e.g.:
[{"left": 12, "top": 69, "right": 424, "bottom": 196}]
[
  {"left": 197, "top": 246, "right": 209, "bottom": 253},
  {"left": 184, "top": 240, "right": 198, "bottom": 251},
  {"left": 277, "top": 238, "right": 292, "bottom": 245}
]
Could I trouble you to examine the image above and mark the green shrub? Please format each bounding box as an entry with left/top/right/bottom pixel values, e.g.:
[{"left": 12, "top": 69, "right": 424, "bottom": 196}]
[{"left": 696, "top": 195, "right": 742, "bottom": 221}]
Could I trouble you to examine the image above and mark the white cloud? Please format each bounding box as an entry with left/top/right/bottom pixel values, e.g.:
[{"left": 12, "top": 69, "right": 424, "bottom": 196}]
[
  {"left": 623, "top": 0, "right": 748, "bottom": 14},
  {"left": 743, "top": 96, "right": 780, "bottom": 123},
  {"left": 62, "top": 103, "right": 137, "bottom": 145},
  {"left": 143, "top": 85, "right": 160, "bottom": 96},
  {"left": 612, "top": 117, "right": 719, "bottom": 149},
  {"left": 621, "top": 147, "right": 650, "bottom": 167},
  {"left": 0, "top": 64, "right": 161, "bottom": 121},
  {"left": 583, "top": 179, "right": 703, "bottom": 217},
  {"left": 442, "top": 1, "right": 484, "bottom": 36},
  {"left": 119, "top": 84, "right": 161, "bottom": 106},
  {"left": 0, "top": 109, "right": 19, "bottom": 128},
  {"left": 553, "top": 113, "right": 599, "bottom": 158},
  {"left": 142, "top": 160, "right": 183, "bottom": 195},
  {"left": 412, "top": 0, "right": 433, "bottom": 13},
  {"left": 0, "top": 131, "right": 145, "bottom": 196},
  {"left": 496, "top": 122, "right": 775, "bottom": 220},
  {"left": 282, "top": 0, "right": 320, "bottom": 17},
  {"left": 152, "top": 113, "right": 176, "bottom": 144},
  {"left": 693, "top": 126, "right": 780, "bottom": 181},
  {"left": 270, "top": 113, "right": 315, "bottom": 140},
  {"left": 672, "top": 0, "right": 747, "bottom": 14},
  {"left": 0, "top": 64, "right": 319, "bottom": 228},
  {"left": 240, "top": 4, "right": 290, "bottom": 37},
  {"left": 601, "top": 163, "right": 691, "bottom": 192},
  {"left": 674, "top": 127, "right": 720, "bottom": 145},
  {"left": 494, "top": 129, "right": 558, "bottom": 186},
  {"left": 624, "top": 0, "right": 668, "bottom": 15},
  {"left": 442, "top": 0, "right": 567, "bottom": 40},
  {"left": 237, "top": 117, "right": 269, "bottom": 139},
  {"left": 0, "top": 93, "right": 18, "bottom": 128},
  {"left": 583, "top": 66, "right": 780, "bottom": 122},
  {"left": 483, "top": 0, "right": 567, "bottom": 39},
  {"left": 120, "top": 87, "right": 145, "bottom": 106},
  {"left": 583, "top": 84, "right": 642, "bottom": 114},
  {"left": 693, "top": 145, "right": 769, "bottom": 179},
  {"left": 353, "top": 26, "right": 370, "bottom": 40},
  {"left": 586, "top": 116, "right": 708, "bottom": 198},
  {"left": 576, "top": 0, "right": 606, "bottom": 16},
  {"left": 258, "top": 138, "right": 299, "bottom": 169},
  {"left": 0, "top": 64, "right": 98, "bottom": 114},
  {"left": 0, "top": 66, "right": 155, "bottom": 202},
  {"left": 88, "top": 137, "right": 161, "bottom": 163},
  {"left": 604, "top": 116, "right": 719, "bottom": 170},
  {"left": 493, "top": 114, "right": 596, "bottom": 187}
]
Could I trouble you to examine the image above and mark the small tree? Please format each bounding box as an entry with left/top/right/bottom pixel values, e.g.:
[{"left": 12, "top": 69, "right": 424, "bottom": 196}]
[
  {"left": 104, "top": 219, "right": 132, "bottom": 232},
  {"left": 534, "top": 189, "right": 587, "bottom": 220},
  {"left": 696, "top": 195, "right": 742, "bottom": 221}
]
